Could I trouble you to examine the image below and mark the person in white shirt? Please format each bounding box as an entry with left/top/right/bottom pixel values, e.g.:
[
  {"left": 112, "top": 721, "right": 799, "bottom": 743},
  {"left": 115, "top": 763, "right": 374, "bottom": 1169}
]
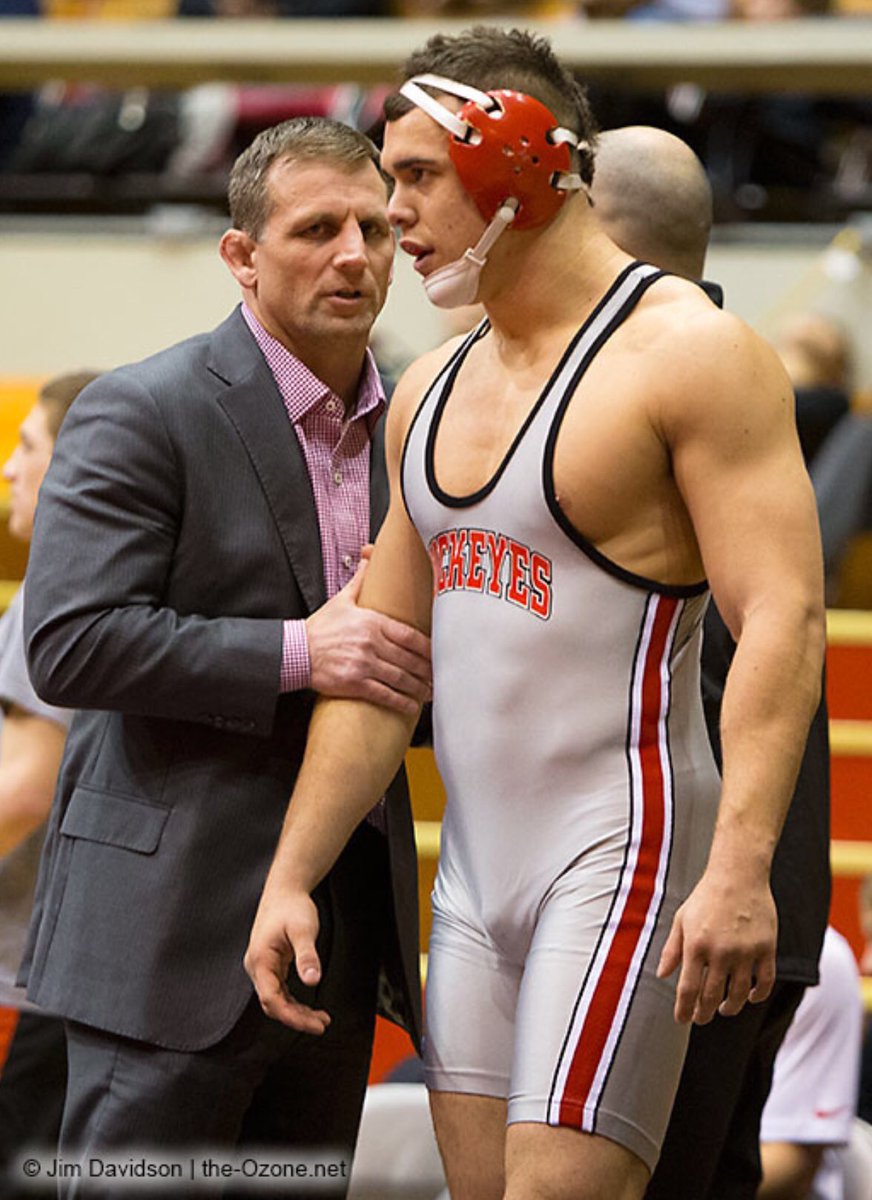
[{"left": 759, "top": 926, "right": 863, "bottom": 1200}]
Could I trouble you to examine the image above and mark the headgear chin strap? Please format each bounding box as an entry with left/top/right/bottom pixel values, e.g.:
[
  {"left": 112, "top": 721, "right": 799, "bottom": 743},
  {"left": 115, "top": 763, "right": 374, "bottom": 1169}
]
[
  {"left": 399, "top": 74, "right": 586, "bottom": 308},
  {"left": 423, "top": 199, "right": 518, "bottom": 310}
]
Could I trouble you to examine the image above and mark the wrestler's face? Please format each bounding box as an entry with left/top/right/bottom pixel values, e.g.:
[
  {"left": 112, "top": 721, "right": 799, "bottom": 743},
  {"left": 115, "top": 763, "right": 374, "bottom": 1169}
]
[
  {"left": 3, "top": 402, "right": 54, "bottom": 543},
  {"left": 383, "top": 107, "right": 486, "bottom": 282},
  {"left": 221, "top": 157, "right": 394, "bottom": 355}
]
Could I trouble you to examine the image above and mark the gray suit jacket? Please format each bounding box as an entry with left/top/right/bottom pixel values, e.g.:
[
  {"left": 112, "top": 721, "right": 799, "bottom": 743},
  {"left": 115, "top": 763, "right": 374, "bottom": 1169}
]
[{"left": 20, "top": 307, "right": 421, "bottom": 1052}]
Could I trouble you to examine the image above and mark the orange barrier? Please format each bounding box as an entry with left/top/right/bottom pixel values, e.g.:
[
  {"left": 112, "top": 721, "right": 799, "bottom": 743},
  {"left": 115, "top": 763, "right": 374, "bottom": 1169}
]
[
  {"left": 0, "top": 1006, "right": 20, "bottom": 1075},
  {"left": 827, "top": 611, "right": 872, "bottom": 965}
]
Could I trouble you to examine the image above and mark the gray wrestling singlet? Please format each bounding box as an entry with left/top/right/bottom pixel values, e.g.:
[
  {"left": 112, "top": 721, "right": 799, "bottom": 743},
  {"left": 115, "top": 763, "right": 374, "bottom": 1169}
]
[{"left": 402, "top": 261, "right": 721, "bottom": 1170}]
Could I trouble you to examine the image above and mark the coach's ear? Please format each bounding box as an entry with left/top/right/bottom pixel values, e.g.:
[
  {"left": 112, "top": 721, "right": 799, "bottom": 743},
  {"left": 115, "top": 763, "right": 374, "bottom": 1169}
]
[{"left": 220, "top": 228, "right": 258, "bottom": 290}]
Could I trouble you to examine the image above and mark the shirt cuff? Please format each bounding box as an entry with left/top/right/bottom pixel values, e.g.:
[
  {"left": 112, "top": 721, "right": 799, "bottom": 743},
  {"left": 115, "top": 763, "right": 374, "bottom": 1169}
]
[{"left": 280, "top": 619, "right": 311, "bottom": 693}]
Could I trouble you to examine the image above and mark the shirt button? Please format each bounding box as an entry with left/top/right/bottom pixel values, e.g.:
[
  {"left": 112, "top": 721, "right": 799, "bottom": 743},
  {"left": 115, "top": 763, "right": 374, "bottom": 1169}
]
[
  {"left": 343, "top": 554, "right": 354, "bottom": 570},
  {"left": 333, "top": 469, "right": 343, "bottom": 486},
  {"left": 326, "top": 399, "right": 338, "bottom": 415}
]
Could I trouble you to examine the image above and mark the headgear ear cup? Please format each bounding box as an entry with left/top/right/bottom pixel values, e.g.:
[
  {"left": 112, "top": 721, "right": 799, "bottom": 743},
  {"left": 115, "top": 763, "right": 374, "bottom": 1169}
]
[
  {"left": 450, "top": 90, "right": 576, "bottom": 230},
  {"left": 399, "top": 74, "right": 585, "bottom": 231}
]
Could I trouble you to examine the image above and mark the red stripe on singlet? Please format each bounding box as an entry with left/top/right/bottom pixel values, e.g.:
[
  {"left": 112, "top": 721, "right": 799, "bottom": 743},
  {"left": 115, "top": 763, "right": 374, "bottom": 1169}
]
[{"left": 557, "top": 594, "right": 677, "bottom": 1127}]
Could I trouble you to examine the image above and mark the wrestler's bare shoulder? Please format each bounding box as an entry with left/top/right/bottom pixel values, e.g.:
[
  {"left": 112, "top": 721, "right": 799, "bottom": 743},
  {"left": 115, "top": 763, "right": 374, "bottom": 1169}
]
[
  {"left": 618, "top": 274, "right": 789, "bottom": 414},
  {"left": 386, "top": 333, "right": 469, "bottom": 436},
  {"left": 627, "top": 275, "right": 764, "bottom": 360}
]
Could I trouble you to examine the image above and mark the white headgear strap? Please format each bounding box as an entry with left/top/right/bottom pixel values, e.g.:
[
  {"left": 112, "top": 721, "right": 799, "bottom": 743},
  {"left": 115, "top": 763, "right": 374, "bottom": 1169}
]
[{"left": 399, "top": 73, "right": 588, "bottom": 187}]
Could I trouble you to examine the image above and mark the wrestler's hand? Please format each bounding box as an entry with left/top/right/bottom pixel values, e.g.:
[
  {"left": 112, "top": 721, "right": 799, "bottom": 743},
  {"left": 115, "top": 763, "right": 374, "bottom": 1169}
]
[
  {"left": 306, "top": 557, "right": 431, "bottom": 716},
  {"left": 244, "top": 885, "right": 330, "bottom": 1036},
  {"left": 657, "top": 862, "right": 777, "bottom": 1026}
]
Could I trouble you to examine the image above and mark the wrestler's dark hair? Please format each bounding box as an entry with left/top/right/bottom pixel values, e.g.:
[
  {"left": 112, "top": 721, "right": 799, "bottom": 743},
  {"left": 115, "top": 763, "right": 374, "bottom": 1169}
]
[
  {"left": 383, "top": 27, "right": 597, "bottom": 187},
  {"left": 228, "top": 116, "right": 390, "bottom": 240},
  {"left": 39, "top": 371, "right": 101, "bottom": 439}
]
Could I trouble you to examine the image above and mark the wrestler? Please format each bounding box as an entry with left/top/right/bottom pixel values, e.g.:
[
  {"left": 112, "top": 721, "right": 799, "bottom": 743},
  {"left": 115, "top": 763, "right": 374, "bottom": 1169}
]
[{"left": 246, "top": 28, "right": 825, "bottom": 1200}]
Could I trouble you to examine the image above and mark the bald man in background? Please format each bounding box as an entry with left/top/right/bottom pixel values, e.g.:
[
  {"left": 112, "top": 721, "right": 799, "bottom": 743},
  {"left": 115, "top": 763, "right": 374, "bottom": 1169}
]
[
  {"left": 592, "top": 127, "right": 715, "bottom": 284},
  {"left": 592, "top": 126, "right": 831, "bottom": 1200}
]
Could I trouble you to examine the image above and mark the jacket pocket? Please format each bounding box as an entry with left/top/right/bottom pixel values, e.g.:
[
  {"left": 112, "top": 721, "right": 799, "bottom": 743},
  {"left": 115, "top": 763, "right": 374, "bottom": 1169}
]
[{"left": 60, "top": 786, "right": 169, "bottom": 855}]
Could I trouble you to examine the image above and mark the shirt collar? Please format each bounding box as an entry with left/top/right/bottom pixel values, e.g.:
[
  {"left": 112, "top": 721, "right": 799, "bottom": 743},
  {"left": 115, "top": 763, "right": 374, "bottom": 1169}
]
[{"left": 241, "top": 303, "right": 385, "bottom": 431}]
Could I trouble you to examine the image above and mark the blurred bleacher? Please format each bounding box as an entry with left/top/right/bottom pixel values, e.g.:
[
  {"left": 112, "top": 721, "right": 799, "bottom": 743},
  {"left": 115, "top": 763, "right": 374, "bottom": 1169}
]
[{"left": 0, "top": 12, "right": 870, "bottom": 222}]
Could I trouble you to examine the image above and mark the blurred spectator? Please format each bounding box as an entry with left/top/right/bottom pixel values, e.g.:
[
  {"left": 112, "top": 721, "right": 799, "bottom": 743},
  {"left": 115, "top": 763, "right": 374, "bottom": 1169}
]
[
  {"left": 4, "top": 0, "right": 178, "bottom": 178},
  {"left": 578, "top": 0, "right": 827, "bottom": 23},
  {"left": 3, "top": 0, "right": 387, "bottom": 195},
  {"left": 172, "top": 0, "right": 394, "bottom": 181},
  {"left": 578, "top": 0, "right": 727, "bottom": 20},
  {"left": 0, "top": 0, "right": 39, "bottom": 171},
  {"left": 810, "top": 415, "right": 872, "bottom": 601},
  {"left": 168, "top": 81, "right": 376, "bottom": 182},
  {"left": 772, "top": 311, "right": 853, "bottom": 466},
  {"left": 0, "top": 372, "right": 98, "bottom": 1197},
  {"left": 758, "top": 926, "right": 864, "bottom": 1200},
  {"left": 169, "top": 0, "right": 392, "bottom": 179},
  {"left": 764, "top": 309, "right": 872, "bottom": 604},
  {"left": 7, "top": 83, "right": 181, "bottom": 176},
  {"left": 733, "top": 0, "right": 830, "bottom": 13},
  {"left": 774, "top": 311, "right": 853, "bottom": 391},
  {"left": 579, "top": 0, "right": 872, "bottom": 226}
]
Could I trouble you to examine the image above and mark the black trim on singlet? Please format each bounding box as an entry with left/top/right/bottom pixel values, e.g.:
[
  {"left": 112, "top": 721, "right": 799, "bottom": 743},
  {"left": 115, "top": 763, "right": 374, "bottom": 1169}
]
[
  {"left": 542, "top": 269, "right": 709, "bottom": 599},
  {"left": 423, "top": 261, "right": 650, "bottom": 510},
  {"left": 399, "top": 317, "right": 490, "bottom": 525}
]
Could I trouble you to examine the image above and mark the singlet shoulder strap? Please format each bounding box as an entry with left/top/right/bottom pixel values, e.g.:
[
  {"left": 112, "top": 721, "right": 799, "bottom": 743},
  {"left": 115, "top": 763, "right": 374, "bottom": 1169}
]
[{"left": 399, "top": 316, "right": 490, "bottom": 521}]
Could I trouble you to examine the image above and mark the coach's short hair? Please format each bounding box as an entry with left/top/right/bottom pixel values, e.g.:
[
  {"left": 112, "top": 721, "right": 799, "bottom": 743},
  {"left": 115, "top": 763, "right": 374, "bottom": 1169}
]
[{"left": 228, "top": 117, "right": 388, "bottom": 240}]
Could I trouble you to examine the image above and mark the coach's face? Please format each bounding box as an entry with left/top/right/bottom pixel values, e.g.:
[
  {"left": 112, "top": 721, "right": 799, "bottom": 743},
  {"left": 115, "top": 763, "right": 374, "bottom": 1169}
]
[{"left": 222, "top": 157, "right": 394, "bottom": 358}]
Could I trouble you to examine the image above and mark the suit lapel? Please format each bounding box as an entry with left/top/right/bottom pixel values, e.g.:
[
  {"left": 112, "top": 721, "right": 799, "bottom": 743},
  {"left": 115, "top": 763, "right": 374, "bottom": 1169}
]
[
  {"left": 209, "top": 310, "right": 327, "bottom": 615},
  {"left": 368, "top": 413, "right": 389, "bottom": 541}
]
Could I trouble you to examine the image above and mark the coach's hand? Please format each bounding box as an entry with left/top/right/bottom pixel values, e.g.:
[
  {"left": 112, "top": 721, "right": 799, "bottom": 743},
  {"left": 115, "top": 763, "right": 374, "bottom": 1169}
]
[
  {"left": 306, "top": 557, "right": 431, "bottom": 716},
  {"left": 657, "top": 861, "right": 777, "bottom": 1026},
  {"left": 244, "top": 884, "right": 330, "bottom": 1036}
]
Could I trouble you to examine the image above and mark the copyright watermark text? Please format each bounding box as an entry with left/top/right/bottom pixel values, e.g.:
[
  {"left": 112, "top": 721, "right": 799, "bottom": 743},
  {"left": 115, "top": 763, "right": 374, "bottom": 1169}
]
[{"left": 10, "top": 1149, "right": 349, "bottom": 1191}]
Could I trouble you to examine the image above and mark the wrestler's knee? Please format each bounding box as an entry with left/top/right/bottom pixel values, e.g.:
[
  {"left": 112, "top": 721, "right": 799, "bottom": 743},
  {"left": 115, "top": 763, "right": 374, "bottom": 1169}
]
[{"left": 505, "top": 1122, "right": 650, "bottom": 1200}]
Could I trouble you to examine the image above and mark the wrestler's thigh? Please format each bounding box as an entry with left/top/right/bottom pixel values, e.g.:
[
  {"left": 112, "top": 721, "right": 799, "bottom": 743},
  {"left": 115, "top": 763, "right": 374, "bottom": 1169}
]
[
  {"left": 424, "top": 906, "right": 522, "bottom": 1099},
  {"left": 509, "top": 881, "right": 689, "bottom": 1174}
]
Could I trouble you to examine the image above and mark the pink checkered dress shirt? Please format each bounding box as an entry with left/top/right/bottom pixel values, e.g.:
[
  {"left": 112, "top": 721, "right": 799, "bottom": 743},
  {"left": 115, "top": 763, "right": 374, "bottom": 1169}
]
[{"left": 241, "top": 304, "right": 385, "bottom": 693}]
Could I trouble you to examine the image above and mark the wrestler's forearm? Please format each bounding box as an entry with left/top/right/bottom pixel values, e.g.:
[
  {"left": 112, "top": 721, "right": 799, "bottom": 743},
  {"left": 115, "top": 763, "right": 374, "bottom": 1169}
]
[
  {"left": 267, "top": 695, "right": 419, "bottom": 893},
  {"left": 659, "top": 593, "right": 824, "bottom": 1022},
  {"left": 710, "top": 596, "right": 824, "bottom": 873}
]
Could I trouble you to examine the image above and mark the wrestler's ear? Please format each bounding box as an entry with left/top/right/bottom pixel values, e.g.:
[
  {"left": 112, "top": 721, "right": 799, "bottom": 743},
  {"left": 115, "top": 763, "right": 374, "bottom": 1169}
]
[{"left": 220, "top": 228, "right": 258, "bottom": 289}]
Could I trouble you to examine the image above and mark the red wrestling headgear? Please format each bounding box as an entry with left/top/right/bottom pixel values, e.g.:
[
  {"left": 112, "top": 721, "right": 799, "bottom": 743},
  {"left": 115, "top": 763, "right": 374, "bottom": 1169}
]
[{"left": 399, "top": 74, "right": 585, "bottom": 231}]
